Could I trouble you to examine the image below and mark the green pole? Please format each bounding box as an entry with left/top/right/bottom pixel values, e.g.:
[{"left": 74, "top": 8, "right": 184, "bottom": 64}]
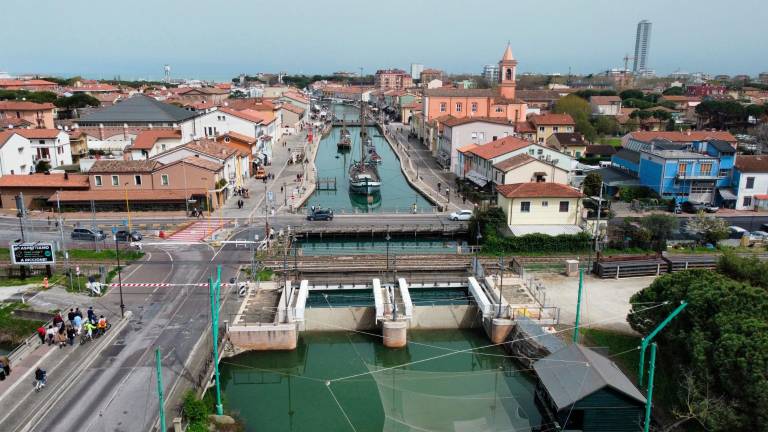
[
  {"left": 638, "top": 300, "right": 687, "bottom": 386},
  {"left": 210, "top": 276, "right": 224, "bottom": 415},
  {"left": 643, "top": 343, "right": 658, "bottom": 432},
  {"left": 155, "top": 348, "right": 166, "bottom": 432},
  {"left": 572, "top": 268, "right": 584, "bottom": 343}
]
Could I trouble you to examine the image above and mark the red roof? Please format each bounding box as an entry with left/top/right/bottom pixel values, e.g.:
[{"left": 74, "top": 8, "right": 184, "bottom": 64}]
[
  {"left": 130, "top": 130, "right": 181, "bottom": 150},
  {"left": 496, "top": 182, "right": 583, "bottom": 198},
  {"left": 0, "top": 174, "right": 89, "bottom": 189},
  {"left": 219, "top": 107, "right": 264, "bottom": 124},
  {"left": 441, "top": 116, "right": 513, "bottom": 128},
  {"left": 468, "top": 136, "right": 530, "bottom": 160},
  {"left": 0, "top": 79, "right": 57, "bottom": 88},
  {"left": 15, "top": 129, "right": 61, "bottom": 139},
  {"left": 0, "top": 117, "right": 33, "bottom": 128},
  {"left": 530, "top": 114, "right": 575, "bottom": 126},
  {"left": 280, "top": 103, "right": 305, "bottom": 115},
  {"left": 282, "top": 91, "right": 308, "bottom": 104},
  {"left": 0, "top": 101, "right": 56, "bottom": 111},
  {"left": 629, "top": 130, "right": 736, "bottom": 143},
  {"left": 218, "top": 131, "right": 256, "bottom": 144},
  {"left": 71, "top": 84, "right": 119, "bottom": 92}
]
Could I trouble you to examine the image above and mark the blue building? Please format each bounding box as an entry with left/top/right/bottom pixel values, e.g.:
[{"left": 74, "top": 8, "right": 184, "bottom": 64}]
[{"left": 611, "top": 137, "right": 735, "bottom": 204}]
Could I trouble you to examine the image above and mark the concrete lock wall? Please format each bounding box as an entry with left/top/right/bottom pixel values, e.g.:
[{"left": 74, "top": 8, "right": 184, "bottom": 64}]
[
  {"left": 228, "top": 324, "right": 297, "bottom": 351},
  {"left": 410, "top": 305, "right": 480, "bottom": 329},
  {"left": 304, "top": 307, "right": 378, "bottom": 331}
]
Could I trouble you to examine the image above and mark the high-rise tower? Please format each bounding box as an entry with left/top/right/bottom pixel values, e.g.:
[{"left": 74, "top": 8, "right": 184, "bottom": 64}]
[
  {"left": 498, "top": 43, "right": 517, "bottom": 100},
  {"left": 632, "top": 20, "right": 652, "bottom": 74}
]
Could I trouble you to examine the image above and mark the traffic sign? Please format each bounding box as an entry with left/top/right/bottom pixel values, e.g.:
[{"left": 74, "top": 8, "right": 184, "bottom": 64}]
[
  {"left": 112, "top": 227, "right": 118, "bottom": 234},
  {"left": 267, "top": 191, "right": 274, "bottom": 202},
  {"left": 10, "top": 243, "right": 55, "bottom": 265}
]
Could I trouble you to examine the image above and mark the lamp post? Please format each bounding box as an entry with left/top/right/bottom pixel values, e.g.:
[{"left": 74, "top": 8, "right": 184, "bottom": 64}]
[
  {"left": 124, "top": 183, "right": 132, "bottom": 232},
  {"left": 114, "top": 231, "right": 125, "bottom": 318},
  {"left": 385, "top": 225, "right": 391, "bottom": 272}
]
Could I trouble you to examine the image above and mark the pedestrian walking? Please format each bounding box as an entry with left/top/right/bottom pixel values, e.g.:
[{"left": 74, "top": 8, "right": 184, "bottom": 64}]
[
  {"left": 37, "top": 325, "right": 46, "bottom": 344},
  {"left": 73, "top": 313, "right": 82, "bottom": 335},
  {"left": 52, "top": 312, "right": 63, "bottom": 327},
  {"left": 56, "top": 323, "right": 67, "bottom": 348},
  {"left": 67, "top": 308, "right": 75, "bottom": 326},
  {"left": 0, "top": 354, "right": 11, "bottom": 380},
  {"left": 34, "top": 368, "right": 46, "bottom": 391},
  {"left": 45, "top": 325, "right": 56, "bottom": 346},
  {"left": 87, "top": 306, "right": 96, "bottom": 325},
  {"left": 66, "top": 326, "right": 76, "bottom": 346}
]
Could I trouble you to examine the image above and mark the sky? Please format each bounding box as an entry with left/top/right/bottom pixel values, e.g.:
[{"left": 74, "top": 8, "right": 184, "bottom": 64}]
[{"left": 1, "top": 0, "right": 766, "bottom": 81}]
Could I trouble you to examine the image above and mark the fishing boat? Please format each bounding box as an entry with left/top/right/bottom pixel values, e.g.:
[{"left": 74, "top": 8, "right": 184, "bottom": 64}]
[
  {"left": 337, "top": 117, "right": 352, "bottom": 150},
  {"left": 368, "top": 149, "right": 382, "bottom": 165},
  {"left": 348, "top": 102, "right": 381, "bottom": 195}
]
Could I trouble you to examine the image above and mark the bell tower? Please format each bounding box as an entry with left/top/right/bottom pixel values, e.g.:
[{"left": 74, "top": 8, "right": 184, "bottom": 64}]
[{"left": 498, "top": 43, "right": 517, "bottom": 100}]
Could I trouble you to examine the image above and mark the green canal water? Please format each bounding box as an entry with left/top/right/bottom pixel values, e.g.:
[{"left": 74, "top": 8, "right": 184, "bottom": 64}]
[
  {"left": 220, "top": 330, "right": 543, "bottom": 432},
  {"left": 298, "top": 237, "right": 464, "bottom": 256},
  {"left": 306, "top": 105, "right": 432, "bottom": 213},
  {"left": 306, "top": 286, "right": 473, "bottom": 308}
]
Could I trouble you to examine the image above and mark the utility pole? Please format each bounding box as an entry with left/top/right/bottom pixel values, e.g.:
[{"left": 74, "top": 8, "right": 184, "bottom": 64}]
[
  {"left": 572, "top": 268, "right": 584, "bottom": 343},
  {"left": 209, "top": 270, "right": 224, "bottom": 415},
  {"left": 57, "top": 191, "right": 72, "bottom": 290},
  {"left": 638, "top": 301, "right": 688, "bottom": 386},
  {"left": 643, "top": 343, "right": 658, "bottom": 432},
  {"left": 155, "top": 348, "right": 166, "bottom": 432},
  {"left": 497, "top": 256, "right": 505, "bottom": 318},
  {"left": 115, "top": 233, "right": 126, "bottom": 318}
]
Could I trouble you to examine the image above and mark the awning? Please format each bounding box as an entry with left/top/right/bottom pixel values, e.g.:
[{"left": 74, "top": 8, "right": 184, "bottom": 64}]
[
  {"left": 509, "top": 225, "right": 583, "bottom": 236},
  {"left": 465, "top": 170, "right": 489, "bottom": 187},
  {"left": 755, "top": 194, "right": 768, "bottom": 200},
  {"left": 718, "top": 188, "right": 737, "bottom": 200}
]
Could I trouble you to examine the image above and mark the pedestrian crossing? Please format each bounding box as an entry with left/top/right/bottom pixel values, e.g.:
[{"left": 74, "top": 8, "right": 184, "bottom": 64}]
[{"left": 167, "top": 220, "right": 225, "bottom": 241}]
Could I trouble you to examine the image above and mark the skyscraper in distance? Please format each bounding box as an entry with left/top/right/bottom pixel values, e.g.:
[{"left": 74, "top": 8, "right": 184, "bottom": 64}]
[{"left": 633, "top": 20, "right": 652, "bottom": 74}]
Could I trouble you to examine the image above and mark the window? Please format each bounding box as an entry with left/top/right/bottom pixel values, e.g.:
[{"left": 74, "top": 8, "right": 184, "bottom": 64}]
[
  {"left": 744, "top": 196, "right": 753, "bottom": 207},
  {"left": 492, "top": 136, "right": 498, "bottom": 141},
  {"left": 478, "top": 132, "right": 484, "bottom": 141},
  {"left": 559, "top": 201, "right": 570, "bottom": 212},
  {"left": 505, "top": 68, "right": 512, "bottom": 80},
  {"left": 541, "top": 201, "right": 548, "bottom": 207},
  {"left": 699, "top": 162, "right": 712, "bottom": 176},
  {"left": 57, "top": 147, "right": 63, "bottom": 154},
  {"left": 38, "top": 140, "right": 45, "bottom": 145},
  {"left": 537, "top": 149, "right": 544, "bottom": 155},
  {"left": 495, "top": 107, "right": 503, "bottom": 113},
  {"left": 471, "top": 102, "right": 478, "bottom": 112},
  {"left": 552, "top": 127, "right": 559, "bottom": 133},
  {"left": 719, "top": 168, "right": 729, "bottom": 177},
  {"left": 161, "top": 174, "right": 169, "bottom": 186},
  {"left": 455, "top": 103, "right": 462, "bottom": 112},
  {"left": 575, "top": 151, "right": 581, "bottom": 158},
  {"left": 161, "top": 144, "right": 167, "bottom": 151},
  {"left": 94, "top": 175, "right": 102, "bottom": 186},
  {"left": 471, "top": 132, "right": 477, "bottom": 140},
  {"left": 746, "top": 176, "right": 755, "bottom": 189},
  {"left": 111, "top": 175, "right": 119, "bottom": 186},
  {"left": 520, "top": 201, "right": 531, "bottom": 213},
  {"left": 439, "top": 103, "right": 447, "bottom": 112},
  {"left": 677, "top": 162, "right": 687, "bottom": 176},
  {"left": 538, "top": 126, "right": 545, "bottom": 132},
  {"left": 134, "top": 175, "right": 142, "bottom": 185}
]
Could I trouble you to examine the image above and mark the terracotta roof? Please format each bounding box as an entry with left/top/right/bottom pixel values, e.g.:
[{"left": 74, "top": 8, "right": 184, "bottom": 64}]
[
  {"left": 0, "top": 79, "right": 56, "bottom": 87},
  {"left": 441, "top": 116, "right": 513, "bottom": 128},
  {"left": 71, "top": 84, "right": 119, "bottom": 93},
  {"left": 735, "top": 155, "right": 768, "bottom": 173},
  {"left": 89, "top": 160, "right": 158, "bottom": 173},
  {"left": 15, "top": 129, "right": 61, "bottom": 139},
  {"left": 130, "top": 130, "right": 181, "bottom": 150},
  {"left": 515, "top": 121, "right": 535, "bottom": 133},
  {"left": 0, "top": 130, "right": 17, "bottom": 146},
  {"left": 468, "top": 136, "right": 530, "bottom": 160},
  {"left": 492, "top": 154, "right": 538, "bottom": 172},
  {"left": 530, "top": 113, "right": 575, "bottom": 126},
  {"left": 629, "top": 131, "right": 736, "bottom": 143},
  {"left": 218, "top": 107, "right": 264, "bottom": 124},
  {"left": 281, "top": 103, "right": 305, "bottom": 115},
  {"left": 401, "top": 102, "right": 422, "bottom": 110},
  {"left": 0, "top": 101, "right": 56, "bottom": 111},
  {"left": 425, "top": 88, "right": 496, "bottom": 98},
  {"left": 49, "top": 188, "right": 208, "bottom": 203},
  {"left": 0, "top": 117, "right": 33, "bottom": 128},
  {"left": 282, "top": 91, "right": 309, "bottom": 104},
  {"left": 178, "top": 156, "right": 224, "bottom": 172},
  {"left": 590, "top": 96, "right": 621, "bottom": 104},
  {"left": 218, "top": 131, "right": 256, "bottom": 144},
  {"left": 457, "top": 143, "right": 479, "bottom": 154},
  {"left": 177, "top": 87, "right": 229, "bottom": 95},
  {"left": 497, "top": 182, "right": 583, "bottom": 198},
  {"left": 501, "top": 43, "right": 515, "bottom": 61},
  {"left": 549, "top": 133, "right": 586, "bottom": 146},
  {"left": 661, "top": 95, "right": 701, "bottom": 102},
  {"left": 0, "top": 174, "right": 89, "bottom": 188},
  {"left": 184, "top": 139, "right": 239, "bottom": 159}
]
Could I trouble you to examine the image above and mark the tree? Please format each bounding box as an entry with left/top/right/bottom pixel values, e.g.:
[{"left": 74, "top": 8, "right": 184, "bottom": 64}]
[
  {"left": 54, "top": 93, "right": 100, "bottom": 109},
  {"left": 662, "top": 86, "right": 685, "bottom": 96},
  {"left": 685, "top": 213, "right": 729, "bottom": 244},
  {"left": 695, "top": 100, "right": 746, "bottom": 129},
  {"left": 582, "top": 172, "right": 602, "bottom": 197},
  {"left": 553, "top": 95, "right": 596, "bottom": 141},
  {"left": 619, "top": 89, "right": 644, "bottom": 100},
  {"left": 35, "top": 160, "right": 51, "bottom": 173},
  {"left": 594, "top": 116, "right": 618, "bottom": 136},
  {"left": 639, "top": 214, "right": 678, "bottom": 251}
]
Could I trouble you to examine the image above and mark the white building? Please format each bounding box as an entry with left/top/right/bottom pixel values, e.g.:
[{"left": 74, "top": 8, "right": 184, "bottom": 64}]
[
  {"left": 410, "top": 63, "right": 424, "bottom": 80},
  {"left": 17, "top": 129, "right": 72, "bottom": 168},
  {"left": 733, "top": 155, "right": 768, "bottom": 210},
  {"left": 0, "top": 130, "right": 34, "bottom": 175},
  {"left": 438, "top": 117, "right": 515, "bottom": 172}
]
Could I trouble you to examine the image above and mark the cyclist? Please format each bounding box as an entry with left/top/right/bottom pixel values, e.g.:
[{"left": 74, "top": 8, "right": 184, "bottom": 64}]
[
  {"left": 97, "top": 315, "right": 108, "bottom": 336},
  {"left": 83, "top": 320, "right": 97, "bottom": 341},
  {"left": 34, "top": 368, "right": 46, "bottom": 391}
]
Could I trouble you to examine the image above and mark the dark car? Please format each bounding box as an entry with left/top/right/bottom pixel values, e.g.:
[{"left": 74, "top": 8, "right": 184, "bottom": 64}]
[
  {"left": 115, "top": 230, "right": 142, "bottom": 242},
  {"left": 307, "top": 208, "right": 334, "bottom": 221},
  {"left": 682, "top": 201, "right": 718, "bottom": 214},
  {"left": 71, "top": 228, "right": 106, "bottom": 241}
]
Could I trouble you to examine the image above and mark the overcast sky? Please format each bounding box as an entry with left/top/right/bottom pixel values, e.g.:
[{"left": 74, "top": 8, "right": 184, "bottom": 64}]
[{"left": 1, "top": 0, "right": 766, "bottom": 81}]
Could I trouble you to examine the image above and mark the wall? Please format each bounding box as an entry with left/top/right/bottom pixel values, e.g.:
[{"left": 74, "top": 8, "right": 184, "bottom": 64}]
[
  {"left": 151, "top": 162, "right": 219, "bottom": 191},
  {"left": 302, "top": 305, "right": 480, "bottom": 331},
  {"left": 494, "top": 160, "right": 569, "bottom": 185},
  {"left": 444, "top": 122, "right": 515, "bottom": 172},
  {"left": 0, "top": 134, "right": 33, "bottom": 175},
  {"left": 410, "top": 305, "right": 479, "bottom": 329},
  {"left": 228, "top": 323, "right": 297, "bottom": 351},
  {"left": 506, "top": 197, "right": 582, "bottom": 226},
  {"left": 90, "top": 172, "right": 153, "bottom": 190},
  {"left": 735, "top": 171, "right": 768, "bottom": 210}
]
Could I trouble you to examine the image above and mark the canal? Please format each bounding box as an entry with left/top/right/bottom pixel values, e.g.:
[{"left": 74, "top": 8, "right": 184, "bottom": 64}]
[
  {"left": 297, "top": 237, "right": 465, "bottom": 256},
  {"left": 220, "top": 329, "right": 543, "bottom": 432},
  {"left": 306, "top": 104, "right": 432, "bottom": 213}
]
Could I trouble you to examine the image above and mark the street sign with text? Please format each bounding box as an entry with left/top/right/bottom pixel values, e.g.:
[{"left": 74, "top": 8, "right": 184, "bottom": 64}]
[{"left": 10, "top": 242, "right": 55, "bottom": 265}]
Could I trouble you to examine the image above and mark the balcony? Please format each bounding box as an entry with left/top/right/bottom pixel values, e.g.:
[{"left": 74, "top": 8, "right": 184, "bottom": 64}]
[{"left": 675, "top": 172, "right": 721, "bottom": 180}]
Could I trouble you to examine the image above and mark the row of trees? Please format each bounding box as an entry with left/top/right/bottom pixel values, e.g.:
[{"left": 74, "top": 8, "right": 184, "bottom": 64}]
[
  {"left": 0, "top": 89, "right": 100, "bottom": 109},
  {"left": 695, "top": 99, "right": 768, "bottom": 129}
]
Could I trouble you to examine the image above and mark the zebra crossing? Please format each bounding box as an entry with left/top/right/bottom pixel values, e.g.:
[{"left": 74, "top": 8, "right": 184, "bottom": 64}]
[{"left": 167, "top": 220, "right": 225, "bottom": 241}]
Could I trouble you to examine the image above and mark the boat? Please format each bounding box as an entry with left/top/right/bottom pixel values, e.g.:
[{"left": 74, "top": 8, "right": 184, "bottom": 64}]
[
  {"left": 368, "top": 150, "right": 382, "bottom": 165},
  {"left": 348, "top": 100, "right": 381, "bottom": 195}
]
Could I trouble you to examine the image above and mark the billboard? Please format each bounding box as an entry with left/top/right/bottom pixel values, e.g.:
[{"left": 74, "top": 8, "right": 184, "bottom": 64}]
[{"left": 10, "top": 243, "right": 55, "bottom": 265}]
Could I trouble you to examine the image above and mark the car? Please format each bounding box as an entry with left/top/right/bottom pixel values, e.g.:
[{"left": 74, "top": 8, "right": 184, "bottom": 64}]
[
  {"left": 307, "top": 208, "right": 333, "bottom": 221},
  {"left": 681, "top": 201, "right": 715, "bottom": 214},
  {"left": 114, "top": 229, "right": 142, "bottom": 242},
  {"left": 449, "top": 210, "right": 473, "bottom": 221},
  {"left": 728, "top": 226, "right": 748, "bottom": 238},
  {"left": 749, "top": 230, "right": 768, "bottom": 241},
  {"left": 71, "top": 227, "right": 106, "bottom": 241},
  {"left": 703, "top": 205, "right": 720, "bottom": 213}
]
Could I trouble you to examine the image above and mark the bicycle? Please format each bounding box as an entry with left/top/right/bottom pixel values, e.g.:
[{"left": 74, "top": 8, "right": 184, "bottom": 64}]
[
  {"left": 80, "top": 322, "right": 112, "bottom": 345},
  {"left": 34, "top": 377, "right": 46, "bottom": 392}
]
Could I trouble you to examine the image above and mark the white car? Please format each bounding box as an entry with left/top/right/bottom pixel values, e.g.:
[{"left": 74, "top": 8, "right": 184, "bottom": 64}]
[
  {"left": 729, "top": 226, "right": 748, "bottom": 237},
  {"left": 749, "top": 230, "right": 768, "bottom": 241},
  {"left": 449, "top": 210, "right": 473, "bottom": 221}
]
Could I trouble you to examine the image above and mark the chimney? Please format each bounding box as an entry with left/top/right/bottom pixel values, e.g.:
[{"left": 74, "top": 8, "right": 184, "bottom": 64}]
[{"left": 64, "top": 172, "right": 69, "bottom": 180}]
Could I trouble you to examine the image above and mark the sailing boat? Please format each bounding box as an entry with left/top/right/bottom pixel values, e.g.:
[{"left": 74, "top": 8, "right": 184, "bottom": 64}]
[
  {"left": 348, "top": 102, "right": 381, "bottom": 195},
  {"left": 337, "top": 116, "right": 351, "bottom": 150}
]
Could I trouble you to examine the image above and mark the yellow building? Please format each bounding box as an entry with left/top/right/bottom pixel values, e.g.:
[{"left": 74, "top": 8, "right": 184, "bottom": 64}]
[
  {"left": 545, "top": 132, "right": 587, "bottom": 158},
  {"left": 530, "top": 114, "right": 575, "bottom": 144},
  {"left": 496, "top": 182, "right": 583, "bottom": 236}
]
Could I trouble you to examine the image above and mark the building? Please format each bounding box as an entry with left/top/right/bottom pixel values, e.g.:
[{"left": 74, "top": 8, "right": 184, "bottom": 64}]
[
  {"left": 583, "top": 144, "right": 617, "bottom": 159},
  {"left": 482, "top": 64, "right": 499, "bottom": 83},
  {"left": 546, "top": 133, "right": 587, "bottom": 158},
  {"left": 492, "top": 153, "right": 569, "bottom": 186},
  {"left": 686, "top": 83, "right": 726, "bottom": 97},
  {"left": 0, "top": 174, "right": 89, "bottom": 210},
  {"left": 0, "top": 101, "right": 56, "bottom": 129},
  {"left": 0, "top": 130, "right": 35, "bottom": 175},
  {"left": 633, "top": 20, "right": 652, "bottom": 74},
  {"left": 437, "top": 116, "right": 515, "bottom": 172},
  {"left": 420, "top": 69, "right": 443, "bottom": 84},
  {"left": 589, "top": 96, "right": 622, "bottom": 116},
  {"left": 620, "top": 130, "right": 737, "bottom": 148},
  {"left": 151, "top": 139, "right": 250, "bottom": 190},
  {"left": 0, "top": 79, "right": 57, "bottom": 91},
  {"left": 17, "top": 129, "right": 73, "bottom": 168},
  {"left": 516, "top": 90, "right": 565, "bottom": 111},
  {"left": 732, "top": 155, "right": 768, "bottom": 210},
  {"left": 374, "top": 69, "right": 413, "bottom": 90},
  {"left": 410, "top": 63, "right": 424, "bottom": 80},
  {"left": 529, "top": 114, "right": 576, "bottom": 144},
  {"left": 534, "top": 344, "right": 646, "bottom": 432},
  {"left": 126, "top": 130, "right": 183, "bottom": 160},
  {"left": 496, "top": 182, "right": 583, "bottom": 236}
]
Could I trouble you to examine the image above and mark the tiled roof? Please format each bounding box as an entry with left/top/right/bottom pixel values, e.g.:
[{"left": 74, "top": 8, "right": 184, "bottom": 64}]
[
  {"left": 218, "top": 131, "right": 256, "bottom": 144},
  {"left": 492, "top": 154, "right": 537, "bottom": 172},
  {"left": 590, "top": 96, "right": 621, "bottom": 104},
  {"left": 280, "top": 103, "right": 305, "bottom": 115},
  {"left": 130, "top": 130, "right": 181, "bottom": 150},
  {"left": 468, "top": 136, "right": 530, "bottom": 160},
  {"left": 440, "top": 116, "right": 513, "bottom": 128},
  {"left": 549, "top": 133, "right": 585, "bottom": 146},
  {"left": 661, "top": 95, "right": 701, "bottom": 102},
  {"left": 456, "top": 143, "right": 479, "bottom": 154},
  {"left": 401, "top": 102, "right": 422, "bottom": 109},
  {"left": 0, "top": 174, "right": 89, "bottom": 188},
  {"left": 218, "top": 107, "right": 264, "bottom": 124},
  {"left": 79, "top": 94, "right": 197, "bottom": 124},
  {"left": 15, "top": 129, "right": 61, "bottom": 139},
  {"left": 0, "top": 101, "right": 56, "bottom": 110},
  {"left": 179, "top": 156, "right": 224, "bottom": 172},
  {"left": 425, "top": 88, "right": 496, "bottom": 98},
  {"left": 177, "top": 87, "right": 229, "bottom": 95},
  {"left": 89, "top": 160, "right": 158, "bottom": 173},
  {"left": 71, "top": 84, "right": 119, "bottom": 92},
  {"left": 515, "top": 121, "right": 535, "bottom": 133},
  {"left": 49, "top": 188, "right": 208, "bottom": 203},
  {"left": 735, "top": 155, "right": 768, "bottom": 173},
  {"left": 629, "top": 130, "right": 736, "bottom": 143},
  {"left": 497, "top": 182, "right": 583, "bottom": 198},
  {"left": 0, "top": 79, "right": 56, "bottom": 87},
  {"left": 184, "top": 139, "right": 239, "bottom": 159},
  {"left": 0, "top": 117, "right": 33, "bottom": 128},
  {"left": 282, "top": 91, "right": 309, "bottom": 104},
  {"left": 0, "top": 130, "right": 17, "bottom": 146},
  {"left": 530, "top": 113, "right": 575, "bottom": 126}
]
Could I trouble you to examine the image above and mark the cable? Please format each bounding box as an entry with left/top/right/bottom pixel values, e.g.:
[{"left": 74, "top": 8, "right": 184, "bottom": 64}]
[{"left": 326, "top": 383, "right": 358, "bottom": 432}]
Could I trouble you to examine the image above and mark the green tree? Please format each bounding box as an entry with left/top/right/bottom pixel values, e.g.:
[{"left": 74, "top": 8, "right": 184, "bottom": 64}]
[
  {"left": 553, "top": 95, "right": 596, "bottom": 141},
  {"left": 662, "top": 86, "right": 685, "bottom": 96},
  {"left": 35, "top": 160, "right": 51, "bottom": 173},
  {"left": 582, "top": 172, "right": 602, "bottom": 197},
  {"left": 619, "top": 89, "right": 644, "bottom": 100},
  {"left": 639, "top": 214, "right": 678, "bottom": 251},
  {"left": 623, "top": 98, "right": 655, "bottom": 109},
  {"left": 594, "top": 116, "right": 618, "bottom": 136},
  {"left": 685, "top": 213, "right": 729, "bottom": 244},
  {"left": 54, "top": 93, "right": 100, "bottom": 109}
]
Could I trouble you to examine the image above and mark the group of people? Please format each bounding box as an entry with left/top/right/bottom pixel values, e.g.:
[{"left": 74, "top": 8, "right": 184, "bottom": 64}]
[
  {"left": 36, "top": 307, "right": 108, "bottom": 349},
  {"left": 233, "top": 186, "right": 249, "bottom": 197}
]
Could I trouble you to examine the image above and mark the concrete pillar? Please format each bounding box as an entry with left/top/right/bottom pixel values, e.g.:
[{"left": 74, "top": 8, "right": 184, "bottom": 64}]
[
  {"left": 382, "top": 320, "right": 407, "bottom": 348},
  {"left": 490, "top": 318, "right": 514, "bottom": 345},
  {"left": 173, "top": 417, "right": 182, "bottom": 432}
]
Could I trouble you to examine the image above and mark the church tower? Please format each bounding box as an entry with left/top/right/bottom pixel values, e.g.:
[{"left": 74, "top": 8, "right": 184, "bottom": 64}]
[{"left": 498, "top": 43, "right": 517, "bottom": 100}]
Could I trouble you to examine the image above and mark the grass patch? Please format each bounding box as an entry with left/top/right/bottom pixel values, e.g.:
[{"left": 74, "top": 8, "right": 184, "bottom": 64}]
[
  {"left": 598, "top": 136, "right": 622, "bottom": 147},
  {"left": 523, "top": 262, "right": 565, "bottom": 272},
  {"left": 241, "top": 267, "right": 273, "bottom": 281},
  {"left": 0, "top": 302, "right": 45, "bottom": 346},
  {"left": 0, "top": 275, "right": 47, "bottom": 287},
  {"left": 60, "top": 249, "right": 144, "bottom": 261}
]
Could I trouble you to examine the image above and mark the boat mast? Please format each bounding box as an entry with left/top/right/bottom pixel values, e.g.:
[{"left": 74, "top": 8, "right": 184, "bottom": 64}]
[{"left": 359, "top": 67, "right": 366, "bottom": 165}]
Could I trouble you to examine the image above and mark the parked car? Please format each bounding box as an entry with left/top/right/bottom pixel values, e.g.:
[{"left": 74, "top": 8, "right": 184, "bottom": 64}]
[
  {"left": 449, "top": 210, "right": 473, "bottom": 221},
  {"left": 681, "top": 201, "right": 718, "bottom": 214},
  {"left": 71, "top": 227, "right": 106, "bottom": 241},
  {"left": 307, "top": 208, "right": 334, "bottom": 221},
  {"left": 728, "top": 226, "right": 748, "bottom": 238},
  {"left": 115, "top": 230, "right": 142, "bottom": 242},
  {"left": 749, "top": 231, "right": 768, "bottom": 241}
]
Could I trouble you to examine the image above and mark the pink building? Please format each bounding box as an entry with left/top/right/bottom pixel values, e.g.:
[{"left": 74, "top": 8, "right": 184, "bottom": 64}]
[
  {"left": 374, "top": 69, "right": 413, "bottom": 90},
  {"left": 0, "top": 101, "right": 56, "bottom": 129}
]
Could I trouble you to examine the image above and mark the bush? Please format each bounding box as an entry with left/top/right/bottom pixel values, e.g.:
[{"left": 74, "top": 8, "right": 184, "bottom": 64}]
[
  {"left": 617, "top": 186, "right": 659, "bottom": 202},
  {"left": 183, "top": 391, "right": 209, "bottom": 429}
]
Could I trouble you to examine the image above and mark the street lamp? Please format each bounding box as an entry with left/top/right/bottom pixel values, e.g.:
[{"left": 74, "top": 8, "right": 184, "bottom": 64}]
[
  {"left": 114, "top": 229, "right": 125, "bottom": 318},
  {"left": 124, "top": 183, "right": 132, "bottom": 232},
  {"left": 385, "top": 226, "right": 391, "bottom": 272}
]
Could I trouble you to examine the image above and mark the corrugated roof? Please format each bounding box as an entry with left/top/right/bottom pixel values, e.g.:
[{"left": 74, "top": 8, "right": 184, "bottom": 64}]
[
  {"left": 78, "top": 94, "right": 197, "bottom": 124},
  {"left": 629, "top": 130, "right": 736, "bottom": 143},
  {"left": 533, "top": 344, "right": 646, "bottom": 411},
  {"left": 497, "top": 182, "right": 582, "bottom": 198}
]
